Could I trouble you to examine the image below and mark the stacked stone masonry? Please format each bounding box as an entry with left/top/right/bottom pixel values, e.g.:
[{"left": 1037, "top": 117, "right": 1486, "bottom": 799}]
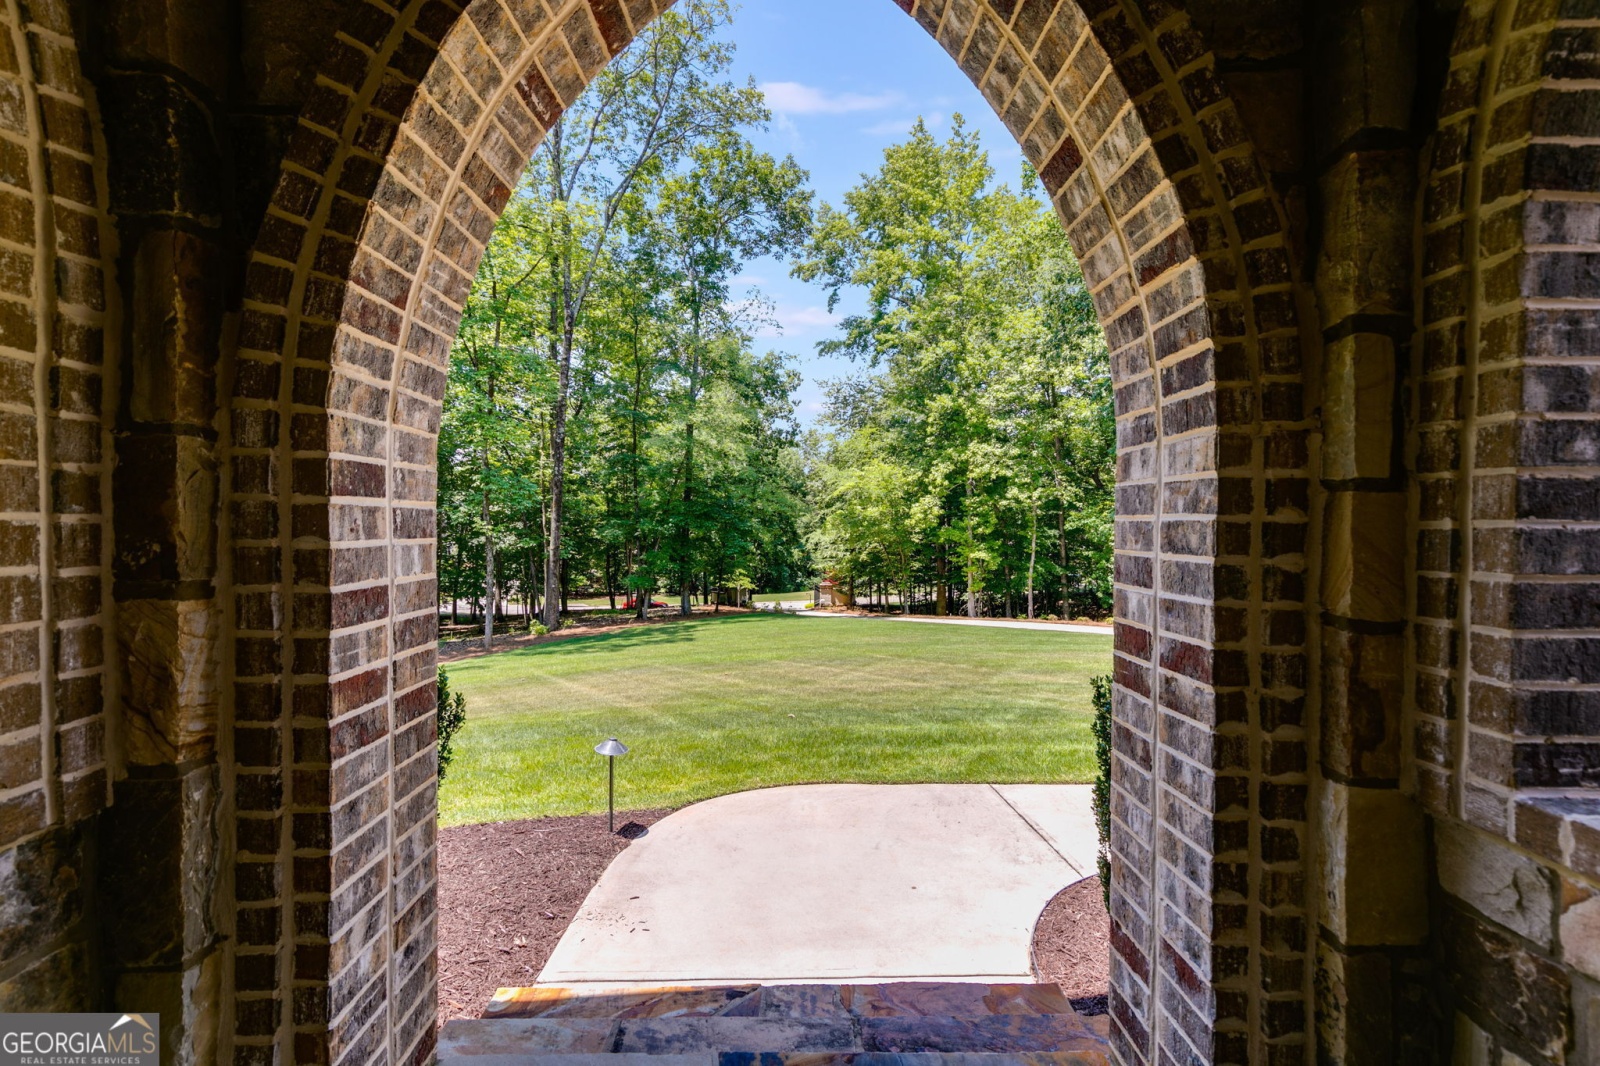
[{"left": 0, "top": 2, "right": 1594, "bottom": 1066}]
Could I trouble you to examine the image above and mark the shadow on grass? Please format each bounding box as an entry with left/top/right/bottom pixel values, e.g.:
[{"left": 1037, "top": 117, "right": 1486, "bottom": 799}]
[{"left": 493, "top": 611, "right": 809, "bottom": 659}]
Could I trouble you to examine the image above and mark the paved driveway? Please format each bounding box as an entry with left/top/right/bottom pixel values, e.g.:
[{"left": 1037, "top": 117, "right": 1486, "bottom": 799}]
[{"left": 537, "top": 783, "right": 1098, "bottom": 987}]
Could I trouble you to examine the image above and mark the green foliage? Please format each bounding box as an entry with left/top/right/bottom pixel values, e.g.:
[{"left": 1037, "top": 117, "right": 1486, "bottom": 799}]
[
  {"left": 439, "top": 1, "right": 816, "bottom": 628},
  {"left": 1090, "top": 674, "right": 1113, "bottom": 907},
  {"left": 437, "top": 667, "right": 469, "bottom": 783},
  {"left": 437, "top": 16, "right": 1116, "bottom": 637},
  {"left": 796, "top": 118, "right": 1114, "bottom": 619}
]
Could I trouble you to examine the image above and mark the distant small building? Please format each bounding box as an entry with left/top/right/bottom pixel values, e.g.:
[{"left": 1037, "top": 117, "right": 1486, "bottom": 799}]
[{"left": 816, "top": 578, "right": 853, "bottom": 607}]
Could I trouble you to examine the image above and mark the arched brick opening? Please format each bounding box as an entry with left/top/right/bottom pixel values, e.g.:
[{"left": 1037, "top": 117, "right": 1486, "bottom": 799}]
[
  {"left": 0, "top": 0, "right": 1595, "bottom": 1062},
  {"left": 225, "top": 2, "right": 1313, "bottom": 1065},
  {"left": 1408, "top": 1, "right": 1600, "bottom": 1060},
  {"left": 0, "top": 0, "right": 116, "bottom": 1014}
]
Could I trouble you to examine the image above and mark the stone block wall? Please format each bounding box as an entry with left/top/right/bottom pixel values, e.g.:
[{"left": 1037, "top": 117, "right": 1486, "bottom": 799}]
[{"left": 1305, "top": 1, "right": 1443, "bottom": 1061}]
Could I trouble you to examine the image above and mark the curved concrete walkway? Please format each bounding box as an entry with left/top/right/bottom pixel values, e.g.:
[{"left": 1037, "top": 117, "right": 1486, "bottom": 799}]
[{"left": 537, "top": 783, "right": 1097, "bottom": 987}]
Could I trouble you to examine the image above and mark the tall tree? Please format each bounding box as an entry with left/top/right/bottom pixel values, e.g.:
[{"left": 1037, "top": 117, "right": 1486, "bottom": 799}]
[
  {"left": 440, "top": 4, "right": 817, "bottom": 633},
  {"left": 447, "top": 194, "right": 552, "bottom": 648},
  {"left": 649, "top": 134, "right": 811, "bottom": 612},
  {"left": 525, "top": 0, "right": 770, "bottom": 629},
  {"left": 798, "top": 120, "right": 1114, "bottom": 620}
]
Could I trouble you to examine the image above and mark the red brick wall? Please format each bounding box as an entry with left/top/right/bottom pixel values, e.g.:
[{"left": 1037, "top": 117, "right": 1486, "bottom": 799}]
[
  {"left": 0, "top": 0, "right": 112, "bottom": 1010},
  {"left": 8, "top": 0, "right": 1596, "bottom": 1062},
  {"left": 1414, "top": 1, "right": 1600, "bottom": 1061}
]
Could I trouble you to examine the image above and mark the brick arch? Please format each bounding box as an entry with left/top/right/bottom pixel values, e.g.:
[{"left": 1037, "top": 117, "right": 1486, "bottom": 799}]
[
  {"left": 224, "top": 2, "right": 1312, "bottom": 1065},
  {"left": 1411, "top": 2, "right": 1600, "bottom": 1061},
  {"left": 0, "top": 0, "right": 116, "bottom": 1014}
]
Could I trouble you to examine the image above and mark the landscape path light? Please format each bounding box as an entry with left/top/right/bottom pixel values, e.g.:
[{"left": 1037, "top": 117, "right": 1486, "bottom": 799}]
[{"left": 595, "top": 737, "right": 629, "bottom": 834}]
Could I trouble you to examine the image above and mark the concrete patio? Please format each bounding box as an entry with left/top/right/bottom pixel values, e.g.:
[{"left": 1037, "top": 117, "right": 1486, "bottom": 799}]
[{"left": 537, "top": 784, "right": 1100, "bottom": 988}]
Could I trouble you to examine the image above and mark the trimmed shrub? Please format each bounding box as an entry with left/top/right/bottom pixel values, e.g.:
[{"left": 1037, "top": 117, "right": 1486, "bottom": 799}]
[
  {"left": 437, "top": 666, "right": 468, "bottom": 782},
  {"left": 1090, "top": 674, "right": 1112, "bottom": 908}
]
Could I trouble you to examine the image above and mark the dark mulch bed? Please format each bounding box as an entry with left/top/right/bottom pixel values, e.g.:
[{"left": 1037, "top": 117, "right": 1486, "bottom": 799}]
[
  {"left": 1031, "top": 876, "right": 1111, "bottom": 1013},
  {"left": 437, "top": 810, "right": 670, "bottom": 1021}
]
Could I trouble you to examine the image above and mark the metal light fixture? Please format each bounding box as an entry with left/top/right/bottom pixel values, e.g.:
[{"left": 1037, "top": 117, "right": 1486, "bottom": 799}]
[{"left": 595, "top": 737, "right": 629, "bottom": 834}]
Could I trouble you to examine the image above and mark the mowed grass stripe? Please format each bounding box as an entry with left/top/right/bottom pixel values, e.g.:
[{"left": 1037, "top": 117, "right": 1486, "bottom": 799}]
[{"left": 438, "top": 613, "right": 1111, "bottom": 826}]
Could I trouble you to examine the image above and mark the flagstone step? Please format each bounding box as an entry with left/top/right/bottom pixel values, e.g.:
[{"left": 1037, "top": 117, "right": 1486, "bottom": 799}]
[
  {"left": 442, "top": 1014, "right": 1105, "bottom": 1055},
  {"left": 438, "top": 983, "right": 1111, "bottom": 1066},
  {"left": 440, "top": 1017, "right": 857, "bottom": 1056},
  {"left": 483, "top": 983, "right": 1083, "bottom": 1021}
]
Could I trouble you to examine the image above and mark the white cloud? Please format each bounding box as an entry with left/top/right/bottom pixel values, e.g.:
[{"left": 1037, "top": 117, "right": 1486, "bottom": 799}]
[
  {"left": 761, "top": 81, "right": 903, "bottom": 116},
  {"left": 773, "top": 112, "right": 804, "bottom": 148},
  {"left": 860, "top": 112, "right": 945, "bottom": 137},
  {"left": 754, "top": 304, "right": 841, "bottom": 338},
  {"left": 782, "top": 306, "right": 842, "bottom": 329}
]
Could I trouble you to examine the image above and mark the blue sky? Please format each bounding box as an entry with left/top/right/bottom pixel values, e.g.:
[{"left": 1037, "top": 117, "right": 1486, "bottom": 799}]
[{"left": 715, "top": 0, "right": 1021, "bottom": 423}]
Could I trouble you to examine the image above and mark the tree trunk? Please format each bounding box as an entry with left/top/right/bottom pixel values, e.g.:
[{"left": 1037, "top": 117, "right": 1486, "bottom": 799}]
[
  {"left": 677, "top": 290, "right": 708, "bottom": 619},
  {"left": 1027, "top": 507, "right": 1039, "bottom": 620},
  {"left": 965, "top": 478, "right": 979, "bottom": 618},
  {"left": 482, "top": 463, "right": 495, "bottom": 650},
  {"left": 543, "top": 120, "right": 574, "bottom": 634},
  {"left": 678, "top": 419, "right": 696, "bottom": 618},
  {"left": 532, "top": 518, "right": 544, "bottom": 620},
  {"left": 544, "top": 379, "right": 569, "bottom": 631},
  {"left": 631, "top": 334, "right": 648, "bottom": 622},
  {"left": 1058, "top": 504, "right": 1069, "bottom": 618},
  {"left": 482, "top": 543, "right": 495, "bottom": 649}
]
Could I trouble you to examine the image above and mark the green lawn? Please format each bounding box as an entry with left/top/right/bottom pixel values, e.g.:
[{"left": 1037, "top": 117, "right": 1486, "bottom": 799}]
[
  {"left": 438, "top": 614, "right": 1111, "bottom": 826},
  {"left": 751, "top": 590, "right": 810, "bottom": 602}
]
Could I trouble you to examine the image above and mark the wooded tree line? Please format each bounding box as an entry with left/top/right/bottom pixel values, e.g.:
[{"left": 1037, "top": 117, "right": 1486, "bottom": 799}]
[
  {"left": 438, "top": 0, "right": 812, "bottom": 640},
  {"left": 799, "top": 119, "right": 1114, "bottom": 621},
  {"left": 438, "top": 3, "right": 1114, "bottom": 641}
]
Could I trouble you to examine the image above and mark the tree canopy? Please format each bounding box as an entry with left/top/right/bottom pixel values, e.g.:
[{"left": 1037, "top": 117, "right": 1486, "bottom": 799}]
[
  {"left": 438, "top": 12, "right": 1114, "bottom": 636},
  {"left": 799, "top": 118, "right": 1114, "bottom": 619}
]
